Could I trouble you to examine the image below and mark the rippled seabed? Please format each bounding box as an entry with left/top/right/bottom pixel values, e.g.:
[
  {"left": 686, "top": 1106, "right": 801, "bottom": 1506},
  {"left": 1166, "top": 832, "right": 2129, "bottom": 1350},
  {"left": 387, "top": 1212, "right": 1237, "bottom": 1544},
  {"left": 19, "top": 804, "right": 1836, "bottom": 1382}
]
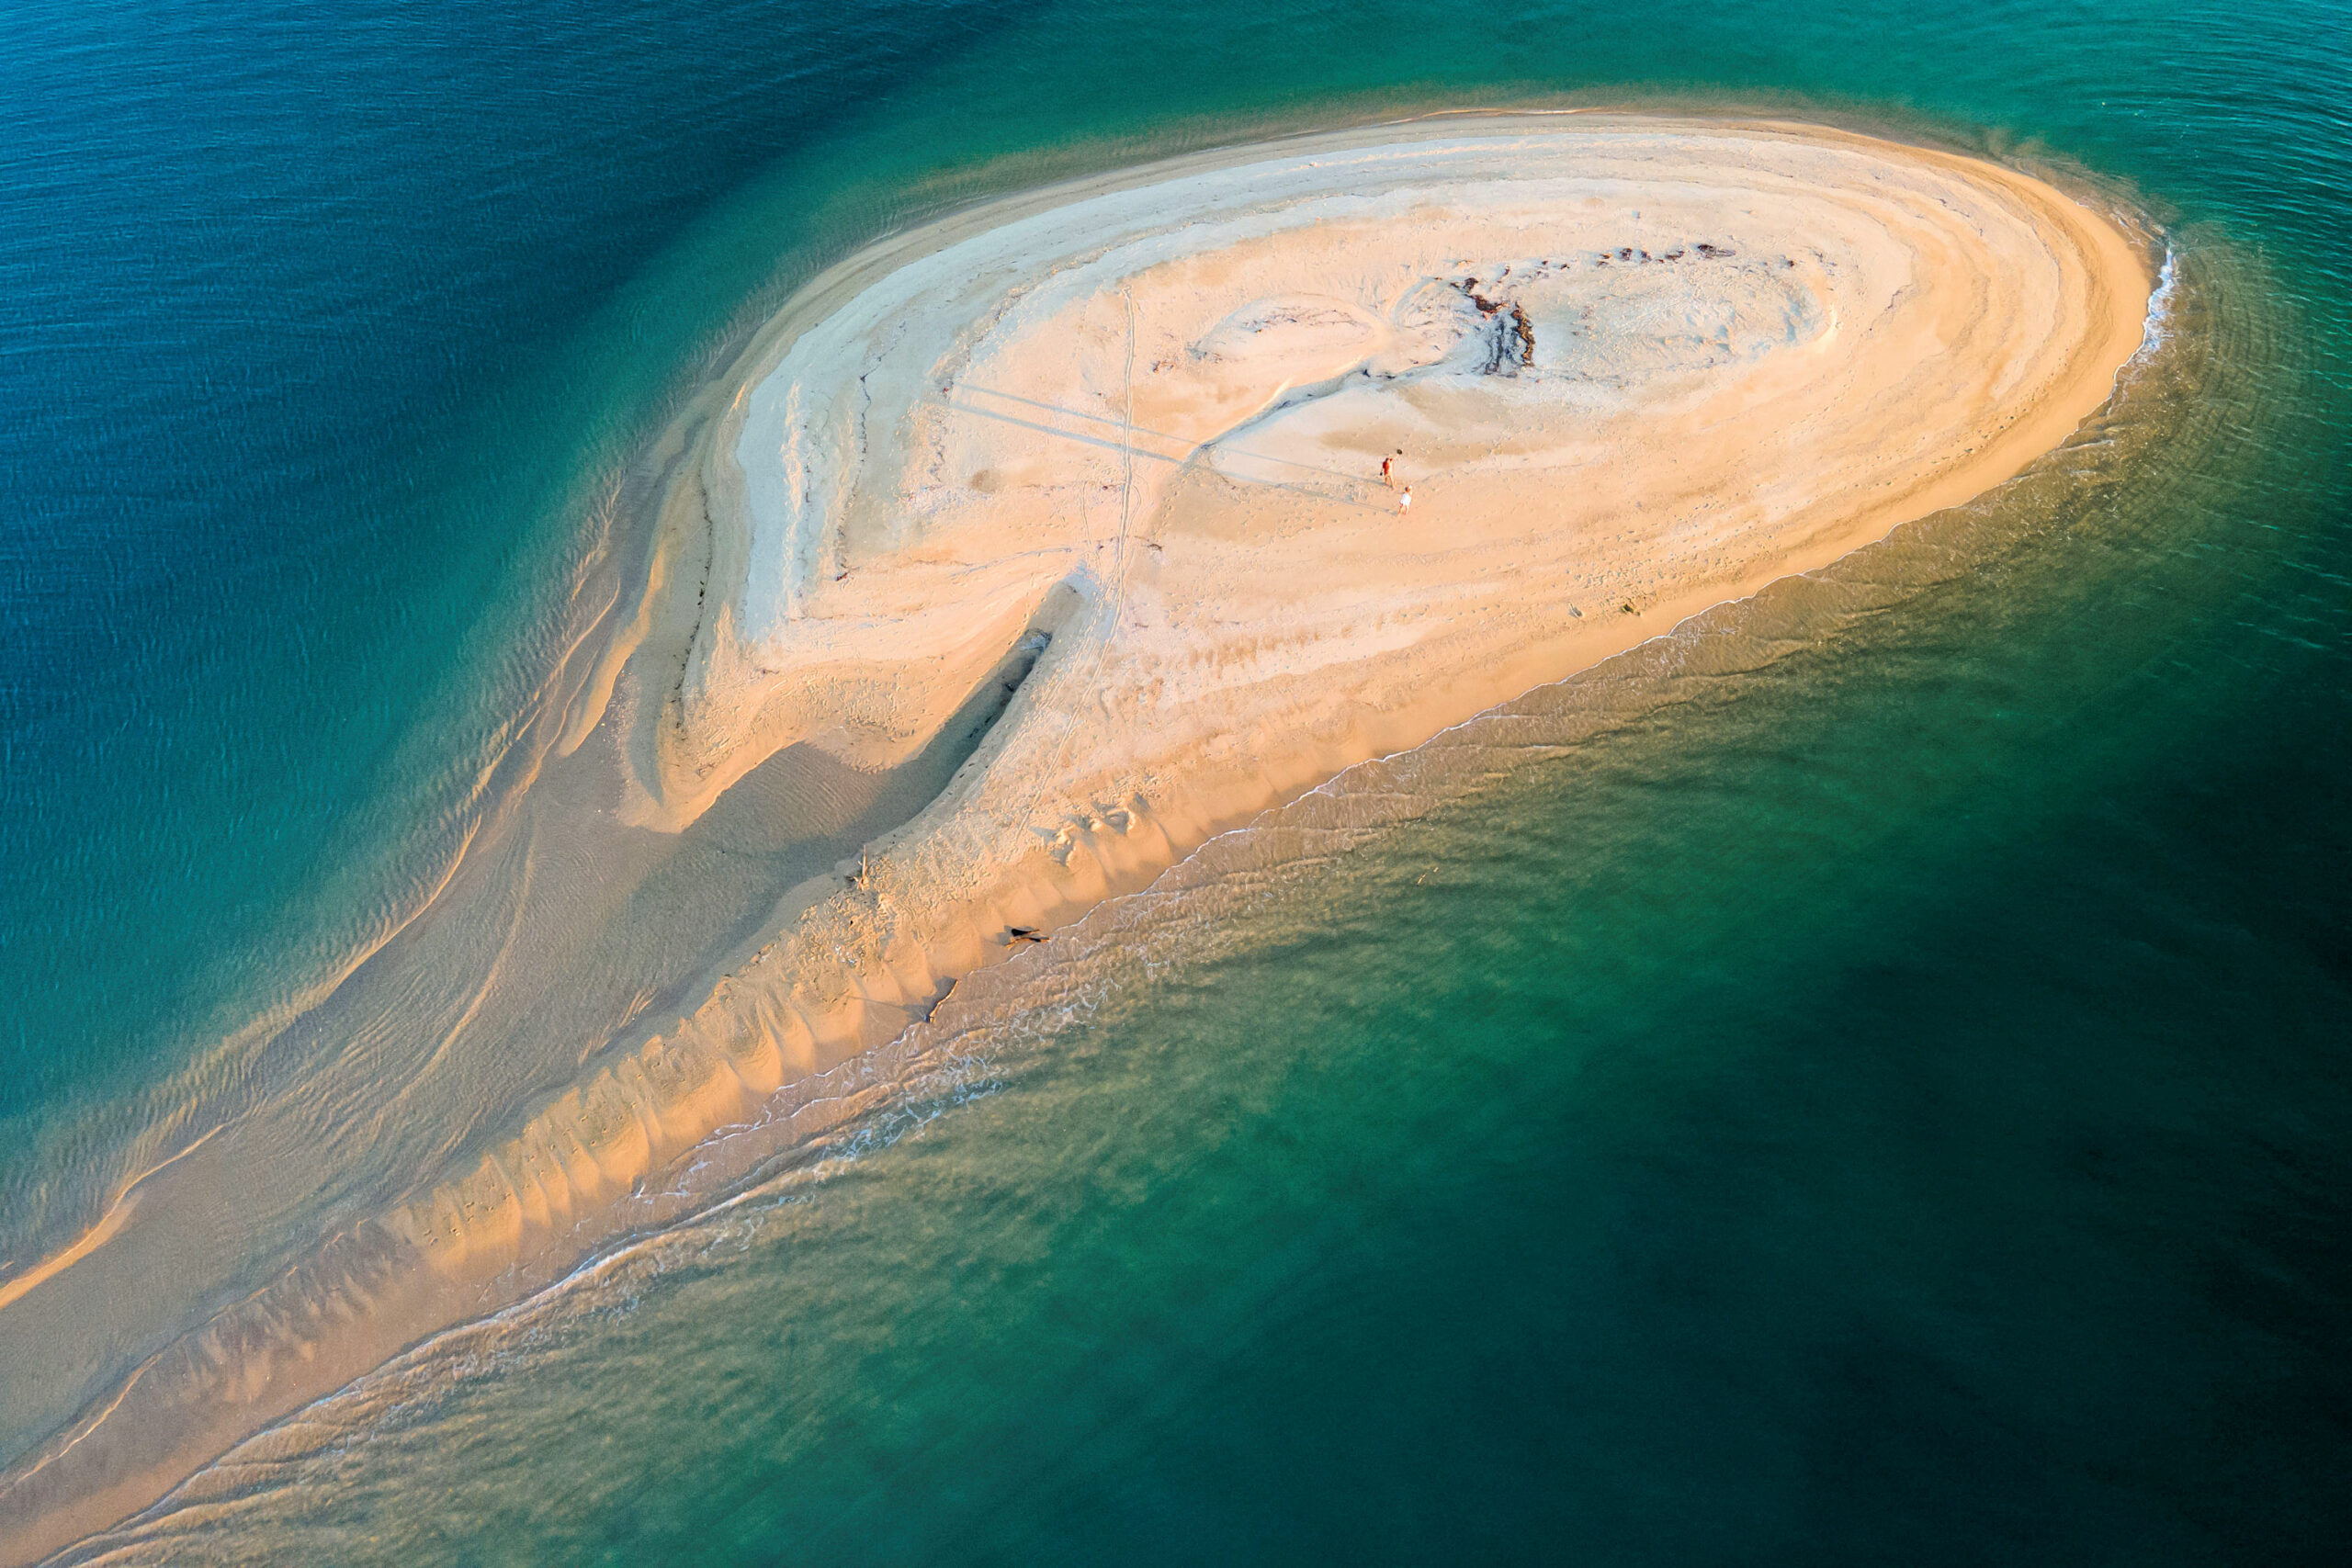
[{"left": 5, "top": 0, "right": 2349, "bottom": 1562}]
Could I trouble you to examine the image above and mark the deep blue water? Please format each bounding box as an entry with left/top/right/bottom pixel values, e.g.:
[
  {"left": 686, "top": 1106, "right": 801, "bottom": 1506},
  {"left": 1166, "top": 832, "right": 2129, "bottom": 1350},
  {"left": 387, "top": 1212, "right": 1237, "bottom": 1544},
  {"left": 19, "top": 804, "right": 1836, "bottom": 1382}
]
[
  {"left": 4, "top": 0, "right": 2349, "bottom": 1562},
  {"left": 0, "top": 0, "right": 1035, "bottom": 1147}
]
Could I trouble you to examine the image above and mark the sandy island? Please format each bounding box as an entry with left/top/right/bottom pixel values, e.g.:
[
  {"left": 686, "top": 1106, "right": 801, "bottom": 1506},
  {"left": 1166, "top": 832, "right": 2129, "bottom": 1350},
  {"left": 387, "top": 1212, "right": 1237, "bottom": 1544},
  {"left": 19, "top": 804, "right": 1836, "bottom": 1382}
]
[
  {"left": 560, "top": 111, "right": 2153, "bottom": 1194},
  {"left": 0, "top": 113, "right": 2153, "bottom": 1563},
  {"left": 405, "top": 110, "right": 2154, "bottom": 1283}
]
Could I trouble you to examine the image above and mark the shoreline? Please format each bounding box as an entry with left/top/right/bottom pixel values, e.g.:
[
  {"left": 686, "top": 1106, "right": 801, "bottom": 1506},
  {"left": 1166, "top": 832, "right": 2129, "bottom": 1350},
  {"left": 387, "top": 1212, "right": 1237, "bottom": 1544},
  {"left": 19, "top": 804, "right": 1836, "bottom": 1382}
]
[{"left": 0, "top": 110, "right": 2155, "bottom": 1565}]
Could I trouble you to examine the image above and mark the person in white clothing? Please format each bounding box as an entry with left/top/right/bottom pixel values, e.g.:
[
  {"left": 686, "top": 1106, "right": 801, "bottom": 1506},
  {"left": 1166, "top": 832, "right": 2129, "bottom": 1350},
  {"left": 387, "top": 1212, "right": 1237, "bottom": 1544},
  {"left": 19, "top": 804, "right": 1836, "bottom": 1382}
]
[{"left": 1398, "top": 484, "right": 1413, "bottom": 515}]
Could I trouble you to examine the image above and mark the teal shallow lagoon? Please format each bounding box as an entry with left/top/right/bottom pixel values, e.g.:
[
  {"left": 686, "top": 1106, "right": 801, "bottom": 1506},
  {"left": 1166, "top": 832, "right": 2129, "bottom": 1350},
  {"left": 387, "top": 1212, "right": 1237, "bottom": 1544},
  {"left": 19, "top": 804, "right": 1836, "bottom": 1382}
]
[{"left": 3, "top": 0, "right": 2348, "bottom": 1560}]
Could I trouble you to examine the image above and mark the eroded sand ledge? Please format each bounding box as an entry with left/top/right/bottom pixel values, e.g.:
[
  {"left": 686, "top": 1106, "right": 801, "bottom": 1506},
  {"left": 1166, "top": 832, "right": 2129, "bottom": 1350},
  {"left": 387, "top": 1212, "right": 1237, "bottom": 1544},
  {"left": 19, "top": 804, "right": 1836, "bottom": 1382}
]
[{"left": 0, "top": 114, "right": 2153, "bottom": 1563}]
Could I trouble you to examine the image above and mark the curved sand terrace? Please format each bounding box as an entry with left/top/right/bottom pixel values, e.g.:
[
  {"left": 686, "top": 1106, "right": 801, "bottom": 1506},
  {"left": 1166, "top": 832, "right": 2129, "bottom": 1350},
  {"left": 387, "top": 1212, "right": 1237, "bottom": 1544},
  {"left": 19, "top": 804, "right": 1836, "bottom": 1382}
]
[{"left": 0, "top": 114, "right": 2152, "bottom": 1560}]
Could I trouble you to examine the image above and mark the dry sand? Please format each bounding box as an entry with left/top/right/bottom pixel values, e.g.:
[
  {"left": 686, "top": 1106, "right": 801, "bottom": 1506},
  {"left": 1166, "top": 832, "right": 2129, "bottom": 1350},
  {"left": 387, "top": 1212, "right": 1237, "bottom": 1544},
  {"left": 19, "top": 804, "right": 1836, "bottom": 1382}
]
[{"left": 0, "top": 112, "right": 2153, "bottom": 1563}]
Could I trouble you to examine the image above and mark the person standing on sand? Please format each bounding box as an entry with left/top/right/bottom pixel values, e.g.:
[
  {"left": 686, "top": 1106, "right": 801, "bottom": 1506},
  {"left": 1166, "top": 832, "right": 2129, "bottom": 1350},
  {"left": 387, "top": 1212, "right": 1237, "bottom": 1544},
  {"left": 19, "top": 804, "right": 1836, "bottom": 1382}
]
[
  {"left": 1398, "top": 484, "right": 1412, "bottom": 516},
  {"left": 1380, "top": 454, "right": 1395, "bottom": 487}
]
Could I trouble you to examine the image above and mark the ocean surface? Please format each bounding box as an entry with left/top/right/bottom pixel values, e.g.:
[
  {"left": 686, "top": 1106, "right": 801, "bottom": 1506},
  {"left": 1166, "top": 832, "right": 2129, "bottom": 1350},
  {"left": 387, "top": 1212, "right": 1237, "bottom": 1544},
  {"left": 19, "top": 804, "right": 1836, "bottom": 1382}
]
[{"left": 3, "top": 0, "right": 2347, "bottom": 1562}]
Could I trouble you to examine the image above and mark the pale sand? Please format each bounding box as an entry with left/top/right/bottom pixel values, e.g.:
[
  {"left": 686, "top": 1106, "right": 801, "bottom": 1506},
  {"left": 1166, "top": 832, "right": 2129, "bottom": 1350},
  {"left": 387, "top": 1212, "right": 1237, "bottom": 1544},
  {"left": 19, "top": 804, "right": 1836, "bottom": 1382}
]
[{"left": 0, "top": 113, "right": 2152, "bottom": 1562}]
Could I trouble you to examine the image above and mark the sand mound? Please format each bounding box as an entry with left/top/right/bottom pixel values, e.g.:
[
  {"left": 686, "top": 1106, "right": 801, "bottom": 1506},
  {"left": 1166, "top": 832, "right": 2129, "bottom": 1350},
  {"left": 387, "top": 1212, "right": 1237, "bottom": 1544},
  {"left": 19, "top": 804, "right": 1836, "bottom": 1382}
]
[{"left": 636, "top": 114, "right": 2149, "bottom": 1012}]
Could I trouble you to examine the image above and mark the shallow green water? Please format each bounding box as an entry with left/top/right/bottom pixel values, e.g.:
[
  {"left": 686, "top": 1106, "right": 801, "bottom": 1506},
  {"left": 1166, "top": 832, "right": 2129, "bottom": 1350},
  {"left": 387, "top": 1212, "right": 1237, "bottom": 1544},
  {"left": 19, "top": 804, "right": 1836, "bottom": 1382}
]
[{"left": 7, "top": 0, "right": 2350, "bottom": 1560}]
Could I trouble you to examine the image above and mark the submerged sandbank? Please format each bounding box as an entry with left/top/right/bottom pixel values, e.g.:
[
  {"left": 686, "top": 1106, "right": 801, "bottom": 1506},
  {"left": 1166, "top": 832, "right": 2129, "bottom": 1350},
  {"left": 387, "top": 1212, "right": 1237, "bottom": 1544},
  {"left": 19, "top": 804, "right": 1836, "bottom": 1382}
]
[{"left": 0, "top": 112, "right": 2152, "bottom": 1562}]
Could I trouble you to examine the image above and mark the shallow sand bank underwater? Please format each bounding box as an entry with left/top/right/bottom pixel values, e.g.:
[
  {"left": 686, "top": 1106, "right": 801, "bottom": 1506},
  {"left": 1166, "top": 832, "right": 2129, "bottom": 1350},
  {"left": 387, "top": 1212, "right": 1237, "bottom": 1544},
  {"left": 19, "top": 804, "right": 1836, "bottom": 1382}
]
[{"left": 0, "top": 112, "right": 2154, "bottom": 1562}]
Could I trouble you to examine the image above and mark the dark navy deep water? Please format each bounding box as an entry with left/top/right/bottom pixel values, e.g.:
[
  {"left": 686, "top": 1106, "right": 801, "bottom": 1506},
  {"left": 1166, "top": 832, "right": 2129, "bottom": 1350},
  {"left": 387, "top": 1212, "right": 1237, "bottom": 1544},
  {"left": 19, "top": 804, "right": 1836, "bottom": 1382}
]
[{"left": 5, "top": 0, "right": 2349, "bottom": 1562}]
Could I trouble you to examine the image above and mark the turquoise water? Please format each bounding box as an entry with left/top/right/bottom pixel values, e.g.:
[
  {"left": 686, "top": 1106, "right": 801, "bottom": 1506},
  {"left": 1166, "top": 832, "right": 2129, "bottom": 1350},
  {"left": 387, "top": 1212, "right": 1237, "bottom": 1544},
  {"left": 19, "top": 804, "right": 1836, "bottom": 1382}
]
[{"left": 6, "top": 0, "right": 2349, "bottom": 1561}]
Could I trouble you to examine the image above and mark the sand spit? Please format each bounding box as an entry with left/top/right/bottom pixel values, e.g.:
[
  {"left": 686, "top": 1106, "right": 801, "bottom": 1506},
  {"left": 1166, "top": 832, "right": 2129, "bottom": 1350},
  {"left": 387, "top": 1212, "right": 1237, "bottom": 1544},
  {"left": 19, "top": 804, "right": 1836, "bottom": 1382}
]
[
  {"left": 608, "top": 113, "right": 2153, "bottom": 1145},
  {"left": 0, "top": 114, "right": 2150, "bottom": 1562}
]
